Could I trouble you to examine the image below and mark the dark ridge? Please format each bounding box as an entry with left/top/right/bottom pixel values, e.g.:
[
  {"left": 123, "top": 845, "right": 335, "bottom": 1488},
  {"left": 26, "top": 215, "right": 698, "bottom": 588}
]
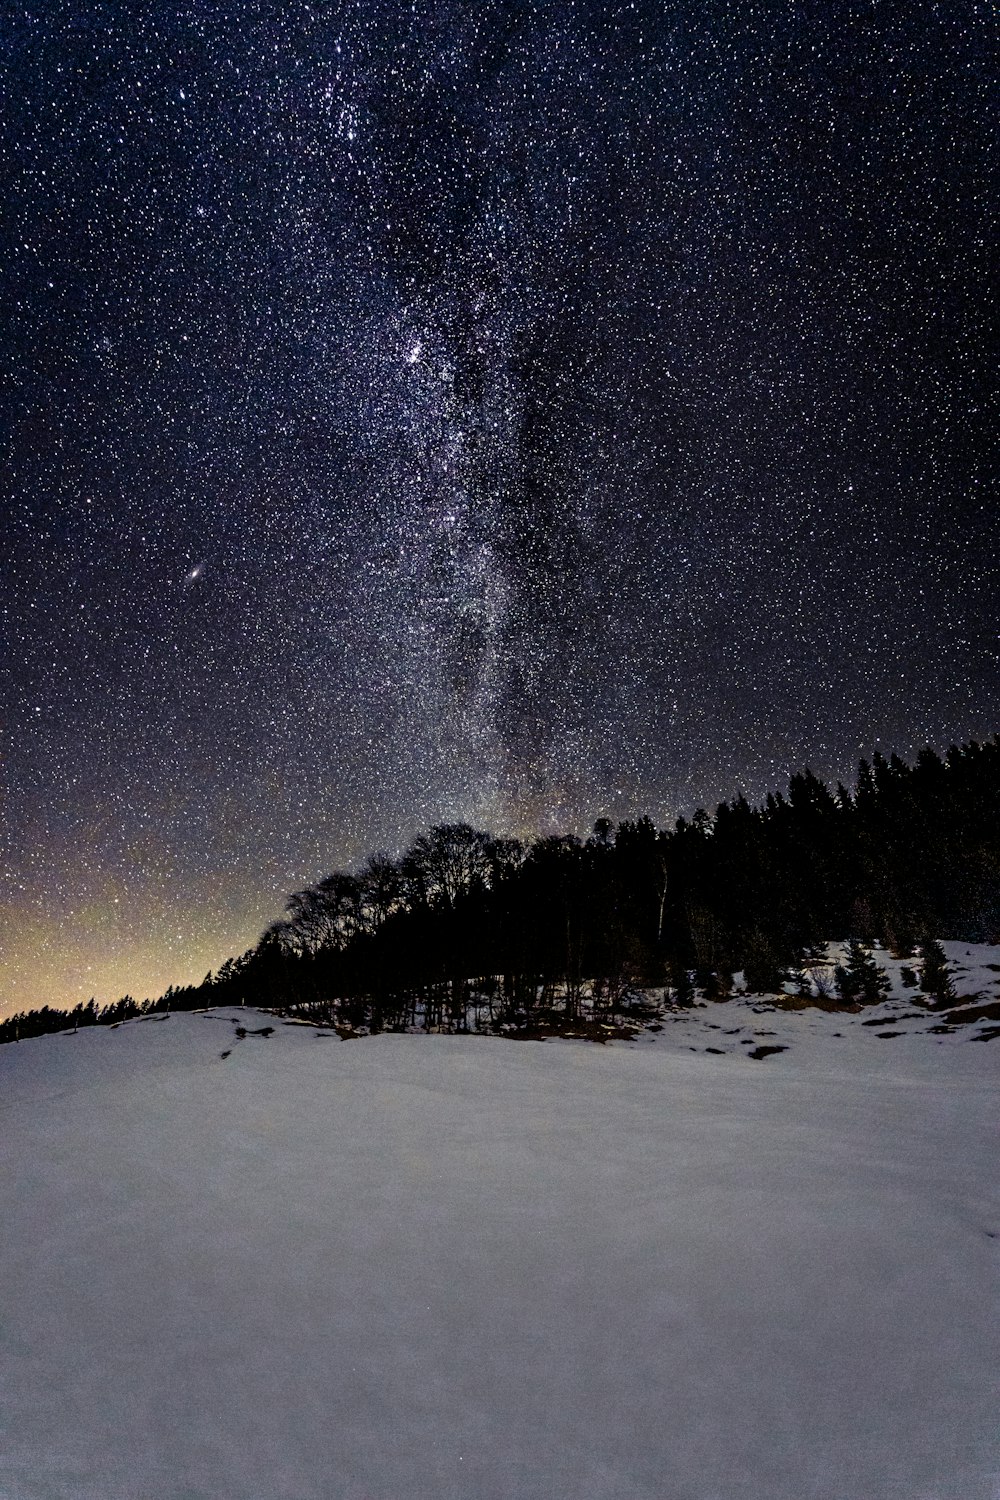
[{"left": 3, "top": 736, "right": 999, "bottom": 1047}]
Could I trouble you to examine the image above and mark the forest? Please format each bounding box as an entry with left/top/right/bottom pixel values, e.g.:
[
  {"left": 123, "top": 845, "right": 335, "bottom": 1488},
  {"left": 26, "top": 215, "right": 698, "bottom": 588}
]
[{"left": 3, "top": 737, "right": 999, "bottom": 1046}]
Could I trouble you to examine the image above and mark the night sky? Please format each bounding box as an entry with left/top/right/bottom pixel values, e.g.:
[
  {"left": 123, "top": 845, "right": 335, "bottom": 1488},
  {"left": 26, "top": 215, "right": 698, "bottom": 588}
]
[{"left": 3, "top": 1, "right": 995, "bottom": 1014}]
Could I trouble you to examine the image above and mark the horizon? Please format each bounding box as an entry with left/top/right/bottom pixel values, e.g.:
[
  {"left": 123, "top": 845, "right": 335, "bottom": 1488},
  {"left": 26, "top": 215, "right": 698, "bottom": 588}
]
[{"left": 4, "top": 732, "right": 995, "bottom": 1019}]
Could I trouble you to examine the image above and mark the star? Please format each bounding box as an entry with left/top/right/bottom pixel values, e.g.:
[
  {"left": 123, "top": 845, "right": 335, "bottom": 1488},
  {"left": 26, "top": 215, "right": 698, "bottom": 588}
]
[{"left": 0, "top": 0, "right": 993, "bottom": 1014}]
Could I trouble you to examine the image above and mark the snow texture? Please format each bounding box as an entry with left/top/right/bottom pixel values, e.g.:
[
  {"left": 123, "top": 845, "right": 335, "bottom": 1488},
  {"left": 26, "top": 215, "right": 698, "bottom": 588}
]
[{"left": 0, "top": 945, "right": 998, "bottom": 1500}]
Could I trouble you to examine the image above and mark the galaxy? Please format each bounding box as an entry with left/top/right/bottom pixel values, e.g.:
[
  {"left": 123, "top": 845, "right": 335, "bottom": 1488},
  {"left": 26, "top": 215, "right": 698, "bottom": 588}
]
[{"left": 2, "top": 1, "right": 995, "bottom": 1012}]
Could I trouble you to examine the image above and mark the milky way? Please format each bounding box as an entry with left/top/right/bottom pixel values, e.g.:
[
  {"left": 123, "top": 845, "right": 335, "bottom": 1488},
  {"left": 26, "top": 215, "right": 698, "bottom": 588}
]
[{"left": 2, "top": 1, "right": 995, "bottom": 1011}]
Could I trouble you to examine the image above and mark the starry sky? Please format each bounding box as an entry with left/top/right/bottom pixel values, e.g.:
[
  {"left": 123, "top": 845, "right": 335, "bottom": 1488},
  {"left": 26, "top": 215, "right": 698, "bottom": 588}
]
[{"left": 2, "top": 0, "right": 995, "bottom": 1014}]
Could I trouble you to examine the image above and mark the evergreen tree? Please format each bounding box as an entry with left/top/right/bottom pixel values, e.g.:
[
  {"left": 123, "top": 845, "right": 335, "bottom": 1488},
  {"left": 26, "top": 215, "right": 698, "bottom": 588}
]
[
  {"left": 669, "top": 956, "right": 696, "bottom": 1008},
  {"left": 919, "top": 939, "right": 955, "bottom": 1009},
  {"left": 789, "top": 960, "right": 814, "bottom": 999},
  {"left": 742, "top": 931, "right": 785, "bottom": 994},
  {"left": 701, "top": 966, "right": 733, "bottom": 1001},
  {"left": 834, "top": 940, "right": 891, "bottom": 1006}
]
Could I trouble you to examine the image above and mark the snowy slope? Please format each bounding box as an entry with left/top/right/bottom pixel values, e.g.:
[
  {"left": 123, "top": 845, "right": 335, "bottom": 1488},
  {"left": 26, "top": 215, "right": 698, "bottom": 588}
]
[{"left": 0, "top": 990, "right": 997, "bottom": 1500}]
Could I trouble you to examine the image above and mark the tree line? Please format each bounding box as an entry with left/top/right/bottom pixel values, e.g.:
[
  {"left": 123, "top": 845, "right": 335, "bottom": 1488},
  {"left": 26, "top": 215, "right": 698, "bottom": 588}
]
[{"left": 2, "top": 737, "right": 997, "bottom": 1045}]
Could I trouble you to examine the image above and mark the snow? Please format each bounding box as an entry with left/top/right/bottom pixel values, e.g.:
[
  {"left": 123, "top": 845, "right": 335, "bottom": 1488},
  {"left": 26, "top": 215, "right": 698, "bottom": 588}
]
[
  {"left": 0, "top": 966, "right": 998, "bottom": 1500},
  {"left": 775, "top": 939, "right": 1000, "bottom": 1011}
]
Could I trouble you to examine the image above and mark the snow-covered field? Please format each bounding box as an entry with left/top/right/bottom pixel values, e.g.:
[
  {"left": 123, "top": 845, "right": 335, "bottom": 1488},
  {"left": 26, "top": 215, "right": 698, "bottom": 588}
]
[{"left": 1, "top": 949, "right": 998, "bottom": 1499}]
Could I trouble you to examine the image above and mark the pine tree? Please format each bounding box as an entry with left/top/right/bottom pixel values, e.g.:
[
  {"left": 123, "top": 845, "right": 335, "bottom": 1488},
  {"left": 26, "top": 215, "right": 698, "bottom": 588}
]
[
  {"left": 742, "top": 931, "right": 785, "bottom": 994},
  {"left": 834, "top": 939, "right": 891, "bottom": 1006},
  {"left": 669, "top": 956, "right": 696, "bottom": 1008},
  {"left": 919, "top": 939, "right": 955, "bottom": 1009},
  {"left": 790, "top": 961, "right": 814, "bottom": 999},
  {"left": 702, "top": 966, "right": 733, "bottom": 1001}
]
